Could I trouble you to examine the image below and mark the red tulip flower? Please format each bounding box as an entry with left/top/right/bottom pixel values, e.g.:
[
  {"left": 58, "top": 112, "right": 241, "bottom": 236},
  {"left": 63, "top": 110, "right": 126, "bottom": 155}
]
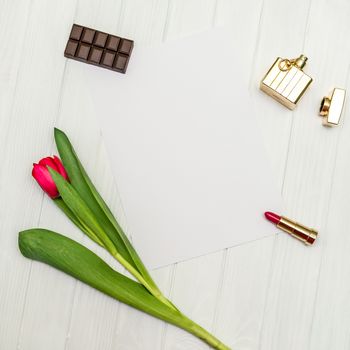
[{"left": 32, "top": 156, "right": 69, "bottom": 198}]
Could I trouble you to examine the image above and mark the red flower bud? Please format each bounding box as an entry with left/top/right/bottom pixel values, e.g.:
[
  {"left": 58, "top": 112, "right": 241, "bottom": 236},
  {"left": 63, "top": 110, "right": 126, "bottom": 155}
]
[{"left": 32, "top": 156, "right": 68, "bottom": 198}]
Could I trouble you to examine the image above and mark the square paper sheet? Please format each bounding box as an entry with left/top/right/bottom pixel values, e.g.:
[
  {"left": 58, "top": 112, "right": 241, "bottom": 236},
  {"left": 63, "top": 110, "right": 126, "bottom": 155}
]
[{"left": 82, "top": 28, "right": 282, "bottom": 268}]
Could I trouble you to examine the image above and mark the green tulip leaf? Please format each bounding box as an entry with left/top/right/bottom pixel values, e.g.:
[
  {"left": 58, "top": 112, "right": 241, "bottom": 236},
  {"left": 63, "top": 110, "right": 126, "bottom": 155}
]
[
  {"left": 54, "top": 128, "right": 160, "bottom": 295},
  {"left": 54, "top": 198, "right": 103, "bottom": 247},
  {"left": 18, "top": 229, "right": 229, "bottom": 350},
  {"left": 18, "top": 230, "right": 184, "bottom": 330},
  {"left": 49, "top": 169, "right": 115, "bottom": 252}
]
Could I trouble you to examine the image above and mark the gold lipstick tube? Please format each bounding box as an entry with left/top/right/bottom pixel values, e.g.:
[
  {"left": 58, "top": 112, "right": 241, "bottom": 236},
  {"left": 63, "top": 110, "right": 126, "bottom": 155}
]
[{"left": 277, "top": 216, "right": 318, "bottom": 245}]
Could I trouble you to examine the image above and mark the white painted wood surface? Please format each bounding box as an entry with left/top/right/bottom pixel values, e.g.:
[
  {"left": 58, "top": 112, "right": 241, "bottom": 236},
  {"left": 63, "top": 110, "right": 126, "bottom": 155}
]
[{"left": 1, "top": 0, "right": 350, "bottom": 349}]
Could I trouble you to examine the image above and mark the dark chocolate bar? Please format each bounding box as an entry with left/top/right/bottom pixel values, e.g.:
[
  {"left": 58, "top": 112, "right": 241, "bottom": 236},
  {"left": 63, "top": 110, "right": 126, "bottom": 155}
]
[{"left": 64, "top": 24, "right": 134, "bottom": 74}]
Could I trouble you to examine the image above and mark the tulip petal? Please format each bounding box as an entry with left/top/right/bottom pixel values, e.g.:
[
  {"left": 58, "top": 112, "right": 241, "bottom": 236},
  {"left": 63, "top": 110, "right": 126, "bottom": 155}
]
[
  {"left": 32, "top": 164, "right": 59, "bottom": 198},
  {"left": 39, "top": 157, "right": 59, "bottom": 172},
  {"left": 53, "top": 155, "right": 69, "bottom": 180}
]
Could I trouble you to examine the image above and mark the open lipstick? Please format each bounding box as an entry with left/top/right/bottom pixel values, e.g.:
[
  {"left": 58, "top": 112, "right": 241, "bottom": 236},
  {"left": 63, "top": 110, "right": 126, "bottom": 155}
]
[{"left": 264, "top": 211, "right": 318, "bottom": 245}]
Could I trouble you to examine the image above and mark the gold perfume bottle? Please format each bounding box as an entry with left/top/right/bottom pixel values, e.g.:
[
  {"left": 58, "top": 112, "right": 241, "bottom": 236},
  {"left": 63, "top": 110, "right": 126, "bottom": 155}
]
[{"left": 260, "top": 55, "right": 313, "bottom": 110}]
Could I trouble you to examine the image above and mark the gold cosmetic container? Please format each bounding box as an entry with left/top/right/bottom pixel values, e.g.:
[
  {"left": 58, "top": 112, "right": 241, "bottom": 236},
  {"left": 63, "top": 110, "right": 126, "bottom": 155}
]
[
  {"left": 260, "top": 55, "right": 313, "bottom": 110},
  {"left": 319, "top": 88, "right": 346, "bottom": 126},
  {"left": 278, "top": 216, "right": 318, "bottom": 245}
]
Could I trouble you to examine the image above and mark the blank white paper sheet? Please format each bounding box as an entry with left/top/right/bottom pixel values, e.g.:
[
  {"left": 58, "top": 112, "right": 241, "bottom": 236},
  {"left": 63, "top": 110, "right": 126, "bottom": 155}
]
[{"left": 82, "top": 28, "right": 282, "bottom": 268}]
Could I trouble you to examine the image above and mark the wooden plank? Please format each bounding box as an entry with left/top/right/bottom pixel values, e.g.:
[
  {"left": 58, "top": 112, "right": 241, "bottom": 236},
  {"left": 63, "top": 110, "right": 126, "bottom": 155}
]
[
  {"left": 0, "top": 1, "right": 34, "bottom": 346},
  {"left": 6, "top": 1, "right": 79, "bottom": 349},
  {"left": 164, "top": 0, "right": 217, "bottom": 40},
  {"left": 0, "top": 0, "right": 30, "bottom": 130},
  {"left": 259, "top": 0, "right": 350, "bottom": 349},
  {"left": 297, "top": 1, "right": 350, "bottom": 349},
  {"left": 309, "top": 69, "right": 350, "bottom": 350},
  {"left": 0, "top": 0, "right": 77, "bottom": 349},
  {"left": 116, "top": 0, "right": 170, "bottom": 45}
]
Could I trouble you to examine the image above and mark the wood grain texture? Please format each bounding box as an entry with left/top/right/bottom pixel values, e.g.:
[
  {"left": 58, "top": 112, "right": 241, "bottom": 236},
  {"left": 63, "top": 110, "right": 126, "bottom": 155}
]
[{"left": 1, "top": 0, "right": 350, "bottom": 349}]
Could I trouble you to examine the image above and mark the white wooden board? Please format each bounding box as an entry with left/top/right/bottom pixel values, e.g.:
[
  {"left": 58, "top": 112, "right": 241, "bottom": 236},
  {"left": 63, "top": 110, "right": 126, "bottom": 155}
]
[{"left": 1, "top": 0, "right": 350, "bottom": 349}]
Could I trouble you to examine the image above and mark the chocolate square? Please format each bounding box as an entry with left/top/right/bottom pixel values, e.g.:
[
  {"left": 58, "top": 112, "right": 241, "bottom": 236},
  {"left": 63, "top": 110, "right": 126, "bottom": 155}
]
[
  {"left": 70, "top": 24, "right": 83, "bottom": 40},
  {"left": 76, "top": 43, "right": 91, "bottom": 60},
  {"left": 93, "top": 32, "right": 108, "bottom": 47},
  {"left": 106, "top": 35, "right": 120, "bottom": 51},
  {"left": 114, "top": 54, "right": 129, "bottom": 73},
  {"left": 101, "top": 51, "right": 116, "bottom": 67},
  {"left": 64, "top": 40, "right": 79, "bottom": 57},
  {"left": 119, "top": 39, "right": 133, "bottom": 55},
  {"left": 88, "top": 47, "right": 103, "bottom": 64},
  {"left": 81, "top": 28, "right": 95, "bottom": 44}
]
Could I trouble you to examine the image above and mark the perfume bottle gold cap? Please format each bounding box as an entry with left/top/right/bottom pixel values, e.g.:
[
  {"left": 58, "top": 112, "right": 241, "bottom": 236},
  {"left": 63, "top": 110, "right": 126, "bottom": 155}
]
[
  {"left": 294, "top": 55, "right": 308, "bottom": 69},
  {"left": 260, "top": 54, "right": 313, "bottom": 110},
  {"left": 319, "top": 88, "right": 346, "bottom": 126},
  {"left": 277, "top": 216, "right": 318, "bottom": 245}
]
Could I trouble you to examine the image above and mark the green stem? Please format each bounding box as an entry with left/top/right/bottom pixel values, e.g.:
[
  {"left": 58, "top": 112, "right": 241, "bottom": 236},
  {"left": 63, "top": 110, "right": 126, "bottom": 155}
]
[
  {"left": 110, "top": 249, "right": 178, "bottom": 312},
  {"left": 54, "top": 198, "right": 104, "bottom": 247},
  {"left": 179, "top": 315, "right": 231, "bottom": 350}
]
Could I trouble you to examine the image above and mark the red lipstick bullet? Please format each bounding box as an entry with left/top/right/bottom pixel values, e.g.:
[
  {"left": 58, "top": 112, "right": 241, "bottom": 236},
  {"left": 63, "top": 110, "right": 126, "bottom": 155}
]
[{"left": 264, "top": 211, "right": 318, "bottom": 245}]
